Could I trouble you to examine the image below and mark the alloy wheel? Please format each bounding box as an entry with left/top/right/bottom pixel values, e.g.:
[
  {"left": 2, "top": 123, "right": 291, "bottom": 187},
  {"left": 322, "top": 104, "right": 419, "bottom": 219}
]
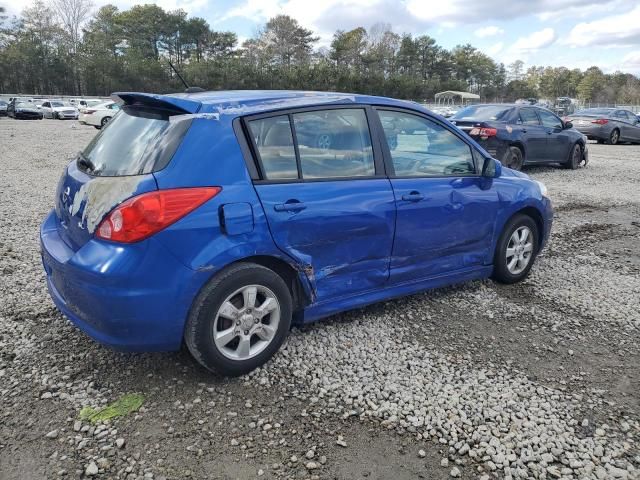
[
  {"left": 212, "top": 285, "right": 281, "bottom": 361},
  {"left": 505, "top": 226, "right": 534, "bottom": 275}
]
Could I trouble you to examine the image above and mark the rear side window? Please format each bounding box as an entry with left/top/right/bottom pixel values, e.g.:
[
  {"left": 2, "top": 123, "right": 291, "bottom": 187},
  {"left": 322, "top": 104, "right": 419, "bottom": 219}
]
[
  {"left": 247, "top": 108, "right": 375, "bottom": 181},
  {"left": 247, "top": 115, "right": 298, "bottom": 180},
  {"left": 79, "top": 105, "right": 192, "bottom": 176},
  {"left": 293, "top": 109, "right": 374, "bottom": 179},
  {"left": 519, "top": 108, "right": 540, "bottom": 125}
]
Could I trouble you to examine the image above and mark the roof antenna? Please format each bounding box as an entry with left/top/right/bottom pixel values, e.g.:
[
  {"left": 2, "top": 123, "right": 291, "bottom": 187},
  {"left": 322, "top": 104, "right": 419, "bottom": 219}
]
[{"left": 168, "top": 61, "right": 205, "bottom": 93}]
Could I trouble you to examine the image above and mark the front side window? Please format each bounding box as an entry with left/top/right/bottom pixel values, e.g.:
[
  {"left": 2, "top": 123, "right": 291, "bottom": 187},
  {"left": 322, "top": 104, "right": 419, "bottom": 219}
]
[
  {"left": 538, "top": 110, "right": 563, "bottom": 129},
  {"left": 519, "top": 108, "right": 540, "bottom": 126},
  {"left": 293, "top": 109, "right": 374, "bottom": 179},
  {"left": 379, "top": 110, "right": 475, "bottom": 177},
  {"left": 248, "top": 115, "right": 298, "bottom": 180}
]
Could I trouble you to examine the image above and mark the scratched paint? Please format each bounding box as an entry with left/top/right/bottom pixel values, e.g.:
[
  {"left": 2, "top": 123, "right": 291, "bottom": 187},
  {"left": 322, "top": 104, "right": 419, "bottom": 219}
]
[{"left": 69, "top": 176, "right": 141, "bottom": 233}]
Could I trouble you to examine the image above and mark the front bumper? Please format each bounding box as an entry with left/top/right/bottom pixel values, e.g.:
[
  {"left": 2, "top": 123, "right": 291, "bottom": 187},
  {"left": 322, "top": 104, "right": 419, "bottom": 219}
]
[
  {"left": 15, "top": 112, "right": 42, "bottom": 119},
  {"left": 40, "top": 210, "right": 208, "bottom": 351},
  {"left": 541, "top": 197, "right": 553, "bottom": 251}
]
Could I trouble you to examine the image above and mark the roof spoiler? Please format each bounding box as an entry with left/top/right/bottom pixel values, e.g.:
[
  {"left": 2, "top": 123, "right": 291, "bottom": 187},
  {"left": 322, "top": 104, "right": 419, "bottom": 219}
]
[{"left": 111, "top": 92, "right": 201, "bottom": 114}]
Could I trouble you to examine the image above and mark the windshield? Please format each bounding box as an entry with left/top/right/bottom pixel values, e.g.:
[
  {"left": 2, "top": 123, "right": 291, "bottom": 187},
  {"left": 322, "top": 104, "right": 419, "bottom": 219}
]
[
  {"left": 573, "top": 108, "right": 613, "bottom": 116},
  {"left": 451, "top": 105, "right": 512, "bottom": 121},
  {"left": 51, "top": 101, "right": 64, "bottom": 107},
  {"left": 16, "top": 102, "right": 30, "bottom": 108},
  {"left": 79, "top": 105, "right": 192, "bottom": 176}
]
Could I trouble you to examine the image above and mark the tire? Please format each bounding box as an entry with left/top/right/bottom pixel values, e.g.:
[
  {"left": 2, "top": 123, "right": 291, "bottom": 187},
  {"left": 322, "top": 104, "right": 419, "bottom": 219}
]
[
  {"left": 184, "top": 262, "right": 293, "bottom": 376},
  {"left": 564, "top": 143, "right": 582, "bottom": 170},
  {"left": 94, "top": 125, "right": 101, "bottom": 130},
  {"left": 608, "top": 129, "right": 620, "bottom": 145},
  {"left": 503, "top": 146, "right": 524, "bottom": 170},
  {"left": 491, "top": 214, "right": 539, "bottom": 284},
  {"left": 101, "top": 116, "right": 111, "bottom": 128}
]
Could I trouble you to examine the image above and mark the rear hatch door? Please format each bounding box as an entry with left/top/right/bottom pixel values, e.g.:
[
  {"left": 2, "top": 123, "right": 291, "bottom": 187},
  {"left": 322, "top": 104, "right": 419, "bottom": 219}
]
[{"left": 55, "top": 95, "right": 195, "bottom": 251}]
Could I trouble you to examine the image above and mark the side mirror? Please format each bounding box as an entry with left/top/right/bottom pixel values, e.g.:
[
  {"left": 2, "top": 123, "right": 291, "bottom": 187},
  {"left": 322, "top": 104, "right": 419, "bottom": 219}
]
[
  {"left": 563, "top": 120, "right": 573, "bottom": 129},
  {"left": 482, "top": 157, "right": 502, "bottom": 178}
]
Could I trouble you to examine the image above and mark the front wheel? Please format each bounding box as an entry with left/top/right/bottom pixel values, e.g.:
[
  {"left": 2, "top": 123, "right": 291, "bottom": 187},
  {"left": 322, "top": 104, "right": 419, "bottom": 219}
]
[
  {"left": 491, "top": 214, "right": 539, "bottom": 284},
  {"left": 185, "top": 263, "right": 293, "bottom": 376},
  {"left": 101, "top": 116, "right": 111, "bottom": 128},
  {"left": 564, "top": 143, "right": 582, "bottom": 170}
]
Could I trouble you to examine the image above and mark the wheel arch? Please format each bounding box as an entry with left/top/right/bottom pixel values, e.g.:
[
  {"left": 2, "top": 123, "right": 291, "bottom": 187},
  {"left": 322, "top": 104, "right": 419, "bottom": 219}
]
[{"left": 508, "top": 206, "right": 544, "bottom": 248}]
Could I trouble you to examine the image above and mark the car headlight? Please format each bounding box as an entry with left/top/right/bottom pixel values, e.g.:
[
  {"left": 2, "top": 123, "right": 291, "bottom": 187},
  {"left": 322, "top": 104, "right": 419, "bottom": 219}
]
[{"left": 534, "top": 180, "right": 548, "bottom": 198}]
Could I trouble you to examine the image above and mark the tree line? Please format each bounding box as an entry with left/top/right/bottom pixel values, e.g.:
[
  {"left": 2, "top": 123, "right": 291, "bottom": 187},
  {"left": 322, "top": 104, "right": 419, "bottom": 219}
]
[{"left": 1, "top": 1, "right": 640, "bottom": 105}]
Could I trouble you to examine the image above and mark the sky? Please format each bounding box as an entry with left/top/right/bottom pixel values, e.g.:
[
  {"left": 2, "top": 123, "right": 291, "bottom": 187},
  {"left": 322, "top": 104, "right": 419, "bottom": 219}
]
[{"left": 5, "top": 0, "right": 640, "bottom": 74}]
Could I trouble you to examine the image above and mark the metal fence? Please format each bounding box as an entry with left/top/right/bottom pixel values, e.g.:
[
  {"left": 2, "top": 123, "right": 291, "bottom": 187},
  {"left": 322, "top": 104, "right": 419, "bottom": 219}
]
[{"left": 0, "top": 93, "right": 110, "bottom": 103}]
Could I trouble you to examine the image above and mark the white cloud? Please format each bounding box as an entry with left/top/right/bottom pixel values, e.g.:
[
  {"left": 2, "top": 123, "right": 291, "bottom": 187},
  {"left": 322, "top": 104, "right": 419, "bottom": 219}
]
[
  {"left": 486, "top": 41, "right": 504, "bottom": 56},
  {"left": 474, "top": 26, "right": 503, "bottom": 38},
  {"left": 512, "top": 28, "right": 557, "bottom": 52},
  {"left": 564, "top": 5, "right": 640, "bottom": 48}
]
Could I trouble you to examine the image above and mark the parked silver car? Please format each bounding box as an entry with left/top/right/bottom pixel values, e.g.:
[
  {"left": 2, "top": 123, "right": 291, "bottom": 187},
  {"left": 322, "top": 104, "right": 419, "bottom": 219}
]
[
  {"left": 41, "top": 100, "right": 79, "bottom": 120},
  {"left": 569, "top": 108, "right": 640, "bottom": 145}
]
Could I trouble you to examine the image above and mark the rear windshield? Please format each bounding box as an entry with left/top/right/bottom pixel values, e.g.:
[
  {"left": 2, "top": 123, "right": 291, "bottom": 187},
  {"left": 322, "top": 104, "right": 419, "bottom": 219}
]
[
  {"left": 451, "top": 105, "right": 512, "bottom": 121},
  {"left": 574, "top": 108, "right": 613, "bottom": 116},
  {"left": 78, "top": 105, "right": 192, "bottom": 177}
]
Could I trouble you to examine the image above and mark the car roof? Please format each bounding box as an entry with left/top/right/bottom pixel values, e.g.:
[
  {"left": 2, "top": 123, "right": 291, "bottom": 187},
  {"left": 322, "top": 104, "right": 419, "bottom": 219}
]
[{"left": 114, "top": 90, "right": 428, "bottom": 117}]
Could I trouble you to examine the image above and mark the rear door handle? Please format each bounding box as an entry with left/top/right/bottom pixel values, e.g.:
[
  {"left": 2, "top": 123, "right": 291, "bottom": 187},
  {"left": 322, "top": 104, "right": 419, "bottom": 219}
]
[
  {"left": 401, "top": 191, "right": 424, "bottom": 202},
  {"left": 274, "top": 200, "right": 306, "bottom": 212}
]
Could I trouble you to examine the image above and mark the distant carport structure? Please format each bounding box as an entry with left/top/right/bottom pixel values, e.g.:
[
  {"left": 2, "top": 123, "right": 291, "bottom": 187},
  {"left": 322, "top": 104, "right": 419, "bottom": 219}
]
[{"left": 434, "top": 91, "right": 480, "bottom": 106}]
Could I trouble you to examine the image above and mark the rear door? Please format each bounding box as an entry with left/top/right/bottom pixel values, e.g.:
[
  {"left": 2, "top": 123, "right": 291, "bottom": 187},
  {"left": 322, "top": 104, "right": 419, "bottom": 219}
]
[
  {"left": 516, "top": 108, "right": 547, "bottom": 162},
  {"left": 248, "top": 107, "right": 396, "bottom": 301},
  {"left": 375, "top": 108, "right": 500, "bottom": 282},
  {"left": 537, "top": 108, "right": 571, "bottom": 162}
]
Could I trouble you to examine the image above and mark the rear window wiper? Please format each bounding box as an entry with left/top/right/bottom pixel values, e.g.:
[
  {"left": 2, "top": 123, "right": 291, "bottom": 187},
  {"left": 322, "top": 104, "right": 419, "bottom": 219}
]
[{"left": 77, "top": 152, "right": 97, "bottom": 173}]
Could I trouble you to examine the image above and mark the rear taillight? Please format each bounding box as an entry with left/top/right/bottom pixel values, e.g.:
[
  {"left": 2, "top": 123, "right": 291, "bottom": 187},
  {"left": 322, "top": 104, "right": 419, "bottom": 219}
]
[
  {"left": 85, "top": 109, "right": 97, "bottom": 114},
  {"left": 592, "top": 118, "right": 608, "bottom": 125},
  {"left": 469, "top": 127, "right": 498, "bottom": 137},
  {"left": 96, "top": 187, "right": 221, "bottom": 243}
]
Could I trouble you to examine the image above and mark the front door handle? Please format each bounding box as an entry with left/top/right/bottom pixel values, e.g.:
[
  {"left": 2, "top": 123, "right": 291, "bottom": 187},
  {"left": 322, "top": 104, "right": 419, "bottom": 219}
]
[
  {"left": 401, "top": 191, "right": 424, "bottom": 202},
  {"left": 274, "top": 200, "right": 306, "bottom": 212}
]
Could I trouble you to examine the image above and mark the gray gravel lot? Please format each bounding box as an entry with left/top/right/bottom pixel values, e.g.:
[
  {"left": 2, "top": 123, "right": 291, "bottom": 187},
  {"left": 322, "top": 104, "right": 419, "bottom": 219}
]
[{"left": 0, "top": 118, "right": 638, "bottom": 480}]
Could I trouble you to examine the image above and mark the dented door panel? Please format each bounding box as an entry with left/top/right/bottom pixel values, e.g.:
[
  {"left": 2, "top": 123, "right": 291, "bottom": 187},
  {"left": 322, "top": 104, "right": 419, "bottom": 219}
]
[{"left": 254, "top": 179, "right": 396, "bottom": 301}]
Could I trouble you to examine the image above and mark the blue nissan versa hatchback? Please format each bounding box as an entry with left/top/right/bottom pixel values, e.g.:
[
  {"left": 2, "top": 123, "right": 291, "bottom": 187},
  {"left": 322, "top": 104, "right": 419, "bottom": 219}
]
[{"left": 40, "top": 91, "right": 553, "bottom": 376}]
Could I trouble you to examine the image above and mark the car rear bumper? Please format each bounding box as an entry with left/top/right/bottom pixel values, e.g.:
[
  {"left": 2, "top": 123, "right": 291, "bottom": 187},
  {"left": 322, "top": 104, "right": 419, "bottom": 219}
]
[
  {"left": 573, "top": 123, "right": 608, "bottom": 140},
  {"left": 40, "top": 210, "right": 207, "bottom": 352}
]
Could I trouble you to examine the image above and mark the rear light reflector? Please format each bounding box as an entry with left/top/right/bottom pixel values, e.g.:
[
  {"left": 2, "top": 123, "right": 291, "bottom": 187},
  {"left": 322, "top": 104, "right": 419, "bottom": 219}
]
[
  {"left": 96, "top": 187, "right": 221, "bottom": 243},
  {"left": 592, "top": 118, "right": 608, "bottom": 125},
  {"left": 469, "top": 127, "right": 498, "bottom": 137}
]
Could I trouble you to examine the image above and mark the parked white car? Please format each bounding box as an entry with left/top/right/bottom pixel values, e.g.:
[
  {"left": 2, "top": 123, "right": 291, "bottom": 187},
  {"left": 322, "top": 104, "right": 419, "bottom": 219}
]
[
  {"left": 77, "top": 100, "right": 107, "bottom": 124},
  {"left": 81, "top": 101, "right": 121, "bottom": 129},
  {"left": 41, "top": 100, "right": 79, "bottom": 120}
]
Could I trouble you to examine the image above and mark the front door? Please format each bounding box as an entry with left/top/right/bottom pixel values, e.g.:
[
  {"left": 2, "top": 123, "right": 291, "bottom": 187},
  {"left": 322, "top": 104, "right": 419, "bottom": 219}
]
[
  {"left": 376, "top": 108, "right": 500, "bottom": 282},
  {"left": 538, "top": 108, "right": 571, "bottom": 162},
  {"left": 248, "top": 108, "right": 396, "bottom": 301}
]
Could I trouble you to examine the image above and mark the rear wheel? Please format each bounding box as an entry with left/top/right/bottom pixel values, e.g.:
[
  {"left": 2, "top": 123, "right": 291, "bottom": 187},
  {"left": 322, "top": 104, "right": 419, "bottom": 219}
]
[
  {"left": 608, "top": 129, "right": 620, "bottom": 145},
  {"left": 564, "top": 143, "right": 582, "bottom": 170},
  {"left": 503, "top": 146, "right": 524, "bottom": 170},
  {"left": 491, "top": 214, "right": 539, "bottom": 284},
  {"left": 185, "top": 263, "right": 292, "bottom": 376}
]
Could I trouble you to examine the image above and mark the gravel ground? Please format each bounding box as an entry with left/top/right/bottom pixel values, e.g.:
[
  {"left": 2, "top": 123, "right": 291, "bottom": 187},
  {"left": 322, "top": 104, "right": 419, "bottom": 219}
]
[{"left": 0, "top": 118, "right": 638, "bottom": 480}]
